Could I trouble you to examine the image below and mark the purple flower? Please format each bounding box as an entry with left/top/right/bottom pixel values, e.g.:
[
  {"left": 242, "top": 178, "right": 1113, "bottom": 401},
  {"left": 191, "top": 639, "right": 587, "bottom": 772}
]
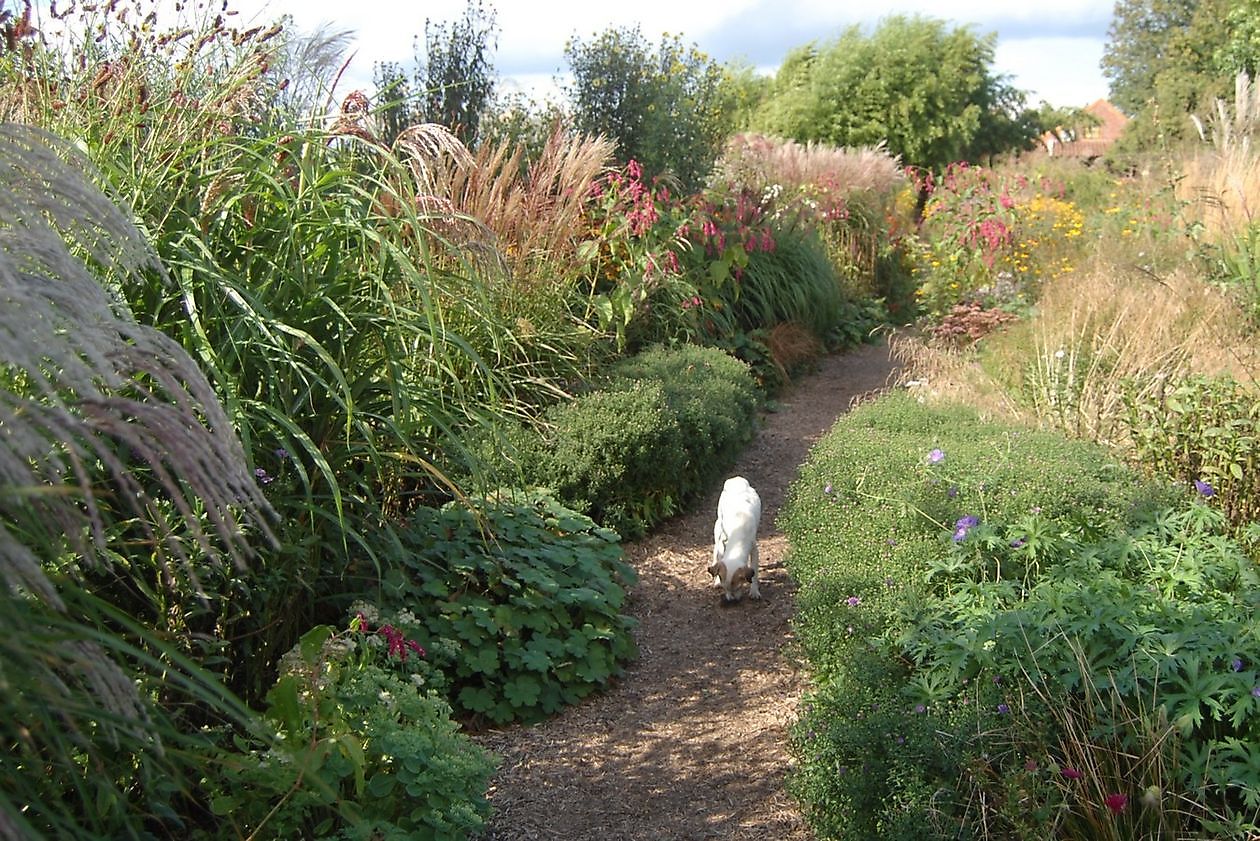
[
  {"left": 927, "top": 448, "right": 945, "bottom": 465},
  {"left": 947, "top": 485, "right": 958, "bottom": 498},
  {"left": 254, "top": 467, "right": 273, "bottom": 485},
  {"left": 824, "top": 482, "right": 833, "bottom": 494},
  {"left": 1252, "top": 686, "right": 1260, "bottom": 698},
  {"left": 952, "top": 514, "right": 980, "bottom": 542},
  {"left": 1194, "top": 479, "right": 1216, "bottom": 497},
  {"left": 1010, "top": 536, "right": 1027, "bottom": 549},
  {"left": 846, "top": 596, "right": 861, "bottom": 607},
  {"left": 1061, "top": 767, "right": 1083, "bottom": 780},
  {"left": 997, "top": 703, "right": 1010, "bottom": 714},
  {"left": 1232, "top": 658, "right": 1244, "bottom": 672},
  {"left": 274, "top": 447, "right": 290, "bottom": 460},
  {"left": 913, "top": 703, "right": 926, "bottom": 714}
]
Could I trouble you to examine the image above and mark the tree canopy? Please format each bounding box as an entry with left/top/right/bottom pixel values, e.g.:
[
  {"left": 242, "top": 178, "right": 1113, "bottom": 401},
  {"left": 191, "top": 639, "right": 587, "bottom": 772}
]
[
  {"left": 751, "top": 15, "right": 1038, "bottom": 172},
  {"left": 373, "top": 0, "right": 498, "bottom": 146},
  {"left": 1102, "top": 0, "right": 1233, "bottom": 151},
  {"left": 563, "top": 27, "right": 739, "bottom": 190}
]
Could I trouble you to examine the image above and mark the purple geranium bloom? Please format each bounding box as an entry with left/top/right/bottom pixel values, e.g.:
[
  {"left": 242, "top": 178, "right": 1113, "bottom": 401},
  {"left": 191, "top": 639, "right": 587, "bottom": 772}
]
[
  {"left": 1233, "top": 658, "right": 1244, "bottom": 672},
  {"left": 1252, "top": 686, "right": 1260, "bottom": 699},
  {"left": 927, "top": 448, "right": 945, "bottom": 465},
  {"left": 1194, "top": 479, "right": 1216, "bottom": 497},
  {"left": 846, "top": 596, "right": 861, "bottom": 607},
  {"left": 254, "top": 467, "right": 274, "bottom": 485},
  {"left": 952, "top": 514, "right": 980, "bottom": 542},
  {"left": 1010, "top": 537, "right": 1027, "bottom": 549},
  {"left": 824, "top": 482, "right": 833, "bottom": 494},
  {"left": 997, "top": 703, "right": 1010, "bottom": 714}
]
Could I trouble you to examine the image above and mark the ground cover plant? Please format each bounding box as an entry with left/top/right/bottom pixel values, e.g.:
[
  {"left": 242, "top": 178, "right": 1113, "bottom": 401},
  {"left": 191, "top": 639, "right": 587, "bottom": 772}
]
[
  {"left": 780, "top": 393, "right": 1260, "bottom": 838},
  {"left": 377, "top": 489, "right": 638, "bottom": 726}
]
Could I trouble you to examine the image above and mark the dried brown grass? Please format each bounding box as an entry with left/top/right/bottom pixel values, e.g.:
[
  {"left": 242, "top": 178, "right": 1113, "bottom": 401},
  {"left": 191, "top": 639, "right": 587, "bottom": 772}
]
[
  {"left": 893, "top": 261, "right": 1259, "bottom": 443},
  {"left": 1177, "top": 145, "right": 1260, "bottom": 243},
  {"left": 407, "top": 122, "right": 615, "bottom": 288},
  {"left": 766, "top": 322, "right": 824, "bottom": 383}
]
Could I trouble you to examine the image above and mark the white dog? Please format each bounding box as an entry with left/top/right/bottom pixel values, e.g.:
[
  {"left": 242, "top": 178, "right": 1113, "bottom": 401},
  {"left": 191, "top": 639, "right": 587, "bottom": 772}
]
[{"left": 710, "top": 476, "right": 762, "bottom": 603}]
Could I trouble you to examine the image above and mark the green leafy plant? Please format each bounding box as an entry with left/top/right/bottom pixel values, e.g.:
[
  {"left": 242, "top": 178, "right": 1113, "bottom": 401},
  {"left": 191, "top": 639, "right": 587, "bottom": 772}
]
[
  {"left": 776, "top": 392, "right": 1260, "bottom": 839},
  {"left": 1124, "top": 373, "right": 1260, "bottom": 528},
  {"left": 381, "top": 489, "right": 638, "bottom": 725},
  {"left": 205, "top": 611, "right": 495, "bottom": 840}
]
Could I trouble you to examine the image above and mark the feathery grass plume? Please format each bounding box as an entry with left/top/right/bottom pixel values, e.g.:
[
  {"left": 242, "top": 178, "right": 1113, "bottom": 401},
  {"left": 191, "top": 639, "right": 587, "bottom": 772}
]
[
  {"left": 0, "top": 121, "right": 274, "bottom": 580},
  {"left": 713, "top": 132, "right": 904, "bottom": 199},
  {"left": 0, "top": 121, "right": 272, "bottom": 838},
  {"left": 441, "top": 123, "right": 615, "bottom": 287}
]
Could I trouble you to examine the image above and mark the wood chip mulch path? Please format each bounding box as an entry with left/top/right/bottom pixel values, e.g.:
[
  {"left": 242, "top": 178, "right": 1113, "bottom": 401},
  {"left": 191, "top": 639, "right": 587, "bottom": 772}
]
[{"left": 473, "top": 342, "right": 901, "bottom": 841}]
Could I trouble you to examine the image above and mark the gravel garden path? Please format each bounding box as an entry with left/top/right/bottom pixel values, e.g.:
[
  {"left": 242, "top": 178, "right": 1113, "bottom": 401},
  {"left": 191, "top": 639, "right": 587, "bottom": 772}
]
[{"left": 474, "top": 341, "right": 901, "bottom": 841}]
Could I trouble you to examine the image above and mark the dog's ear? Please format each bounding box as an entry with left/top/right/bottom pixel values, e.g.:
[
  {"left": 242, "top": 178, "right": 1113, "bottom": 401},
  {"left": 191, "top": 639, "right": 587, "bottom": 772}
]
[{"left": 708, "top": 561, "right": 721, "bottom": 578}]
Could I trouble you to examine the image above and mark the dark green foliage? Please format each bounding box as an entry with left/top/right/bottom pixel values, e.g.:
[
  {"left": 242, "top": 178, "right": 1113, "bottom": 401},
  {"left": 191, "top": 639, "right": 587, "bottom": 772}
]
[
  {"left": 754, "top": 15, "right": 1038, "bottom": 171},
  {"left": 564, "top": 27, "right": 735, "bottom": 190},
  {"left": 540, "top": 381, "right": 688, "bottom": 538},
  {"left": 382, "top": 490, "right": 638, "bottom": 725},
  {"left": 608, "top": 343, "right": 761, "bottom": 491},
  {"left": 466, "top": 344, "right": 760, "bottom": 538},
  {"left": 1103, "top": 0, "right": 1233, "bottom": 153},
  {"left": 205, "top": 618, "right": 495, "bottom": 840}
]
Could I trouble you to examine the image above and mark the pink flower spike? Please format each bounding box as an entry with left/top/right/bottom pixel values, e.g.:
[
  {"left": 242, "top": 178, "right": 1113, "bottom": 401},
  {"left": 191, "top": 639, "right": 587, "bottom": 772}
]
[
  {"left": 1104, "top": 793, "right": 1128, "bottom": 814},
  {"left": 1060, "top": 767, "right": 1083, "bottom": 780}
]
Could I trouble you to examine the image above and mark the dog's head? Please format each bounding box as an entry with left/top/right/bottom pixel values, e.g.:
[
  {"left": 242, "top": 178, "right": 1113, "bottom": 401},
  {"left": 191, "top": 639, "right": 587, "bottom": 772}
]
[{"left": 709, "top": 559, "right": 754, "bottom": 601}]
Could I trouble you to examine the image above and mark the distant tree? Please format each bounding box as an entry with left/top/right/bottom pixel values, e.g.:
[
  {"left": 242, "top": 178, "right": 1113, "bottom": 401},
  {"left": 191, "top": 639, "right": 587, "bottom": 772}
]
[
  {"left": 1216, "top": 0, "right": 1260, "bottom": 77},
  {"left": 1102, "top": 0, "right": 1232, "bottom": 150},
  {"left": 563, "top": 27, "right": 736, "bottom": 190},
  {"left": 753, "top": 16, "right": 1038, "bottom": 172},
  {"left": 373, "top": 0, "right": 498, "bottom": 146}
]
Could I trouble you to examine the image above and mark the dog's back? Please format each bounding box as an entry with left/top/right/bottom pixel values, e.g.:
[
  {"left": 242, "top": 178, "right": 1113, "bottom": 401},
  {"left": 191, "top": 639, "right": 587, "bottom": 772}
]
[
  {"left": 716, "top": 476, "right": 761, "bottom": 549},
  {"left": 711, "top": 476, "right": 762, "bottom": 601}
]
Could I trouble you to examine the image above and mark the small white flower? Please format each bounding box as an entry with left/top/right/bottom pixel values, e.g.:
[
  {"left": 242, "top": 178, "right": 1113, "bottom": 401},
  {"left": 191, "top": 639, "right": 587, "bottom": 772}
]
[{"left": 1054, "top": 349, "right": 1066, "bottom": 360}]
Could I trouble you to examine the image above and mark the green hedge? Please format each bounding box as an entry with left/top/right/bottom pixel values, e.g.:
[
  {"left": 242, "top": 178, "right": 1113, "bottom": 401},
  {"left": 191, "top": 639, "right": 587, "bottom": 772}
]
[
  {"left": 467, "top": 343, "right": 760, "bottom": 538},
  {"left": 780, "top": 393, "right": 1260, "bottom": 838}
]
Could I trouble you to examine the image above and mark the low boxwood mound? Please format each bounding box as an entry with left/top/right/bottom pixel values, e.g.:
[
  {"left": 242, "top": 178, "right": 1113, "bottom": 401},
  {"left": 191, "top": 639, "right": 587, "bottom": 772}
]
[
  {"left": 781, "top": 393, "right": 1260, "bottom": 839},
  {"left": 463, "top": 343, "right": 759, "bottom": 538}
]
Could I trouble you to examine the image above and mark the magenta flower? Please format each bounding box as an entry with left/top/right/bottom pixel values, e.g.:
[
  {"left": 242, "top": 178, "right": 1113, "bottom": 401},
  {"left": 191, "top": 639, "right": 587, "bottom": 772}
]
[
  {"left": 927, "top": 448, "right": 945, "bottom": 464},
  {"left": 1104, "top": 793, "right": 1128, "bottom": 814},
  {"left": 1061, "top": 767, "right": 1083, "bottom": 780}
]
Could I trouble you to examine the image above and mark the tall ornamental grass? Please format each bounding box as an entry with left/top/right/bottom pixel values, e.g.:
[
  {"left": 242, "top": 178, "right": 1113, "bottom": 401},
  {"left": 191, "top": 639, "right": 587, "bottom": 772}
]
[{"left": 0, "top": 121, "right": 275, "bottom": 841}]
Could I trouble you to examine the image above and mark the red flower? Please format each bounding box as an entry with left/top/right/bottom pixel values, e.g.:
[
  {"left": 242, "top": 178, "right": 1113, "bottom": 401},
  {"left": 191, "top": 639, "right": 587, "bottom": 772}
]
[{"left": 1104, "top": 793, "right": 1128, "bottom": 814}]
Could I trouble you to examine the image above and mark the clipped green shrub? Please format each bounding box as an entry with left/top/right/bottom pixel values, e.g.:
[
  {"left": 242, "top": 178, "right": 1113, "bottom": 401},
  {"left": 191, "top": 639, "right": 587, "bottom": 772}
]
[
  {"left": 205, "top": 613, "right": 495, "bottom": 840},
  {"left": 779, "top": 392, "right": 1237, "bottom": 839},
  {"left": 381, "top": 489, "right": 638, "bottom": 725},
  {"left": 462, "top": 344, "right": 760, "bottom": 537},
  {"left": 609, "top": 343, "right": 760, "bottom": 494}
]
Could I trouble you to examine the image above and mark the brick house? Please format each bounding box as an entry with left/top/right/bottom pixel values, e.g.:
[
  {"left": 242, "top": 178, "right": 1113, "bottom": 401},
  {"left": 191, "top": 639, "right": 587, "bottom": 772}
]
[{"left": 1040, "top": 99, "right": 1129, "bottom": 159}]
